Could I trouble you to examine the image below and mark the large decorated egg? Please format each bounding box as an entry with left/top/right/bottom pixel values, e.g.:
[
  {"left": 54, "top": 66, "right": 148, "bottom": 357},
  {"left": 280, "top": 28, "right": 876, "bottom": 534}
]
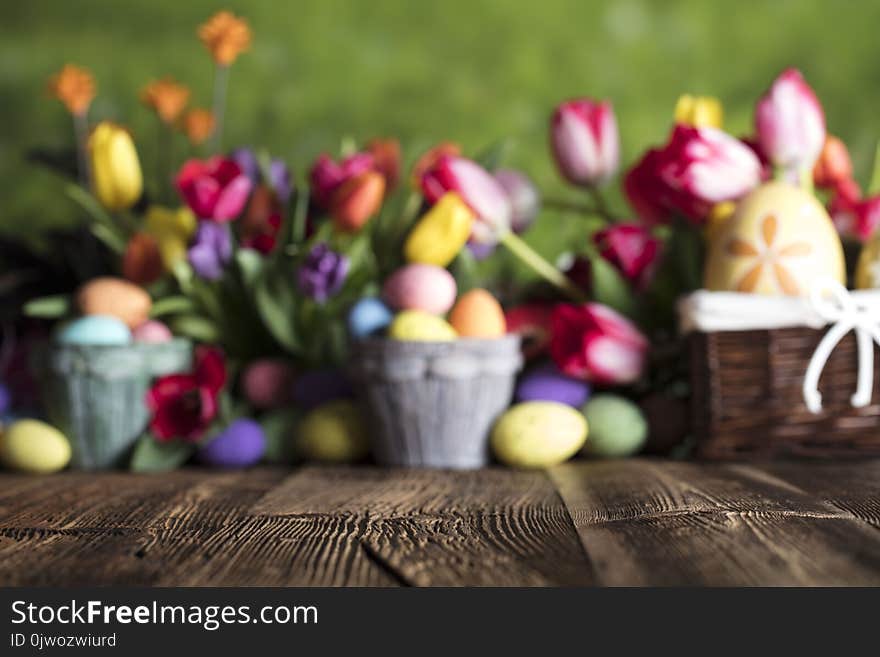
[{"left": 704, "top": 182, "right": 845, "bottom": 295}]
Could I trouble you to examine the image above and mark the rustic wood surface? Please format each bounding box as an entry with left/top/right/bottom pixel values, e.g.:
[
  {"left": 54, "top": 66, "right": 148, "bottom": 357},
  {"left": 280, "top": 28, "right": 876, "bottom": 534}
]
[{"left": 1, "top": 459, "right": 878, "bottom": 586}]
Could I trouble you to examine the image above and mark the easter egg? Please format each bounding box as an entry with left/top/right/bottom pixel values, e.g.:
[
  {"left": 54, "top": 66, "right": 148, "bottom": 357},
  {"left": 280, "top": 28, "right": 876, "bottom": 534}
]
[
  {"left": 515, "top": 363, "right": 590, "bottom": 407},
  {"left": 704, "top": 182, "right": 845, "bottom": 295},
  {"left": 240, "top": 359, "right": 296, "bottom": 410},
  {"left": 259, "top": 408, "right": 301, "bottom": 464},
  {"left": 404, "top": 192, "right": 474, "bottom": 267},
  {"left": 0, "top": 419, "right": 71, "bottom": 474},
  {"left": 198, "top": 419, "right": 266, "bottom": 468},
  {"left": 348, "top": 297, "right": 394, "bottom": 338},
  {"left": 56, "top": 315, "right": 132, "bottom": 346},
  {"left": 388, "top": 311, "right": 458, "bottom": 341},
  {"left": 581, "top": 394, "right": 647, "bottom": 458},
  {"left": 132, "top": 319, "right": 173, "bottom": 343},
  {"left": 382, "top": 264, "right": 457, "bottom": 315},
  {"left": 448, "top": 288, "right": 506, "bottom": 338},
  {"left": 491, "top": 401, "right": 587, "bottom": 468},
  {"left": 76, "top": 277, "right": 152, "bottom": 328},
  {"left": 292, "top": 369, "right": 353, "bottom": 411},
  {"left": 297, "top": 400, "right": 370, "bottom": 463}
]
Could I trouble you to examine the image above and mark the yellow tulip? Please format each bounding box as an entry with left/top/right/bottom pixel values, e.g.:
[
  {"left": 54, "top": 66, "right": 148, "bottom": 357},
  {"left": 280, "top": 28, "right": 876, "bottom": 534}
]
[
  {"left": 674, "top": 94, "right": 723, "bottom": 129},
  {"left": 144, "top": 205, "right": 196, "bottom": 270},
  {"left": 88, "top": 122, "right": 143, "bottom": 211},
  {"left": 404, "top": 192, "right": 474, "bottom": 267}
]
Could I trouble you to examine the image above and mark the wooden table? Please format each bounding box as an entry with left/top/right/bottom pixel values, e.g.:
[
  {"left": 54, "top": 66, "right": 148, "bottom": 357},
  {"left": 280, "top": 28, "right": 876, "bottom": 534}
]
[{"left": 1, "top": 459, "right": 879, "bottom": 586}]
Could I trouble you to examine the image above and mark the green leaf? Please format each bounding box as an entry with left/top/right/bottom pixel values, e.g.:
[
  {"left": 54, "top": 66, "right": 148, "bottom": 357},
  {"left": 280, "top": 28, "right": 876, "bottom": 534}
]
[
  {"left": 130, "top": 434, "right": 195, "bottom": 472},
  {"left": 65, "top": 183, "right": 129, "bottom": 246},
  {"left": 89, "top": 223, "right": 127, "bottom": 254},
  {"left": 473, "top": 138, "right": 512, "bottom": 171},
  {"left": 259, "top": 408, "right": 302, "bottom": 464},
  {"left": 254, "top": 268, "right": 301, "bottom": 353},
  {"left": 150, "top": 295, "right": 194, "bottom": 318},
  {"left": 590, "top": 256, "right": 637, "bottom": 318},
  {"left": 450, "top": 248, "right": 479, "bottom": 294},
  {"left": 235, "top": 249, "right": 265, "bottom": 289},
  {"left": 23, "top": 294, "right": 71, "bottom": 318},
  {"left": 169, "top": 314, "right": 220, "bottom": 343}
]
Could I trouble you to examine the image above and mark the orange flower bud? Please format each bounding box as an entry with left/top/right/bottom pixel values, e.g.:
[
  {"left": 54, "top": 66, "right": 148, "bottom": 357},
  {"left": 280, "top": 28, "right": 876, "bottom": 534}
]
[
  {"left": 181, "top": 108, "right": 216, "bottom": 145},
  {"left": 813, "top": 135, "right": 853, "bottom": 189},
  {"left": 330, "top": 170, "right": 386, "bottom": 232},
  {"left": 198, "top": 11, "right": 252, "bottom": 66},
  {"left": 141, "top": 77, "right": 190, "bottom": 124},
  {"left": 47, "top": 64, "right": 95, "bottom": 116},
  {"left": 367, "top": 138, "right": 401, "bottom": 192},
  {"left": 123, "top": 232, "right": 164, "bottom": 286},
  {"left": 410, "top": 142, "right": 461, "bottom": 188}
]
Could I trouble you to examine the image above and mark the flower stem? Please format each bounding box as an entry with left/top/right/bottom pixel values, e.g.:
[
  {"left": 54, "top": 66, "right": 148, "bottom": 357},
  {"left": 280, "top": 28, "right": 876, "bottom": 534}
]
[
  {"left": 588, "top": 187, "right": 611, "bottom": 219},
  {"left": 799, "top": 167, "right": 814, "bottom": 195},
  {"left": 210, "top": 64, "right": 229, "bottom": 154},
  {"left": 499, "top": 231, "right": 585, "bottom": 302},
  {"left": 73, "top": 111, "right": 90, "bottom": 188}
]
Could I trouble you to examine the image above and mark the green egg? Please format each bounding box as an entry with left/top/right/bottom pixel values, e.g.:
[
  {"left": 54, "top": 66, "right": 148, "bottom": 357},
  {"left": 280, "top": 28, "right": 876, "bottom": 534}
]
[
  {"left": 581, "top": 394, "right": 647, "bottom": 458},
  {"left": 491, "top": 401, "right": 587, "bottom": 468},
  {"left": 0, "top": 419, "right": 71, "bottom": 474},
  {"left": 297, "top": 400, "right": 370, "bottom": 463}
]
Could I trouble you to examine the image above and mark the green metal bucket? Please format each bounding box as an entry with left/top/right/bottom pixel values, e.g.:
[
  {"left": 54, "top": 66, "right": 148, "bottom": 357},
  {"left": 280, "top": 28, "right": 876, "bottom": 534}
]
[{"left": 39, "top": 339, "right": 192, "bottom": 470}]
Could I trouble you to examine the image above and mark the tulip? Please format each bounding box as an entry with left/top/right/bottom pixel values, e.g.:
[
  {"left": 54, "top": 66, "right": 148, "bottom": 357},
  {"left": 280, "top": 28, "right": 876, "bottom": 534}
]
[
  {"left": 549, "top": 302, "right": 648, "bottom": 385},
  {"left": 239, "top": 185, "right": 282, "bottom": 254},
  {"left": 830, "top": 182, "right": 880, "bottom": 242},
  {"left": 813, "top": 135, "right": 853, "bottom": 190},
  {"left": 367, "top": 138, "right": 402, "bottom": 192},
  {"left": 674, "top": 94, "right": 723, "bottom": 128},
  {"left": 404, "top": 192, "right": 475, "bottom": 267},
  {"left": 411, "top": 142, "right": 461, "bottom": 188},
  {"left": 593, "top": 224, "right": 661, "bottom": 290},
  {"left": 624, "top": 125, "right": 763, "bottom": 224},
  {"left": 188, "top": 222, "right": 232, "bottom": 281},
  {"left": 140, "top": 77, "right": 190, "bottom": 125},
  {"left": 495, "top": 169, "right": 541, "bottom": 233},
  {"left": 123, "top": 232, "right": 164, "bottom": 286},
  {"left": 421, "top": 155, "right": 512, "bottom": 244},
  {"left": 175, "top": 157, "right": 252, "bottom": 221},
  {"left": 182, "top": 109, "right": 216, "bottom": 146},
  {"left": 330, "top": 170, "right": 386, "bottom": 233},
  {"left": 88, "top": 122, "right": 143, "bottom": 211},
  {"left": 297, "top": 243, "right": 349, "bottom": 303},
  {"left": 505, "top": 303, "right": 554, "bottom": 360},
  {"left": 550, "top": 99, "right": 619, "bottom": 187},
  {"left": 755, "top": 68, "right": 825, "bottom": 176},
  {"left": 144, "top": 205, "right": 197, "bottom": 270}
]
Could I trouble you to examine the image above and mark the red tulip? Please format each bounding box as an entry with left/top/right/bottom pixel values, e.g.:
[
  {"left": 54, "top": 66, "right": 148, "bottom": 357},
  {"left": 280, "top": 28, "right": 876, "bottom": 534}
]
[
  {"left": 549, "top": 303, "right": 648, "bottom": 385},
  {"left": 830, "top": 181, "right": 880, "bottom": 242},
  {"left": 550, "top": 99, "right": 619, "bottom": 187},
  {"left": 505, "top": 303, "right": 554, "bottom": 360},
  {"left": 421, "top": 155, "right": 512, "bottom": 244},
  {"left": 755, "top": 68, "right": 825, "bottom": 174},
  {"left": 239, "top": 185, "right": 282, "bottom": 254},
  {"left": 410, "top": 142, "right": 461, "bottom": 188},
  {"left": 145, "top": 346, "right": 227, "bottom": 442},
  {"left": 813, "top": 135, "right": 853, "bottom": 190},
  {"left": 593, "top": 224, "right": 661, "bottom": 289},
  {"left": 176, "top": 157, "right": 253, "bottom": 222},
  {"left": 624, "top": 125, "right": 762, "bottom": 224}
]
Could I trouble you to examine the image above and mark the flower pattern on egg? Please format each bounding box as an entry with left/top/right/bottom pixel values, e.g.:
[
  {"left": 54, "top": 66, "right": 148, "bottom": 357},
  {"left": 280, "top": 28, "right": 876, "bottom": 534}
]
[{"left": 725, "top": 214, "right": 813, "bottom": 294}]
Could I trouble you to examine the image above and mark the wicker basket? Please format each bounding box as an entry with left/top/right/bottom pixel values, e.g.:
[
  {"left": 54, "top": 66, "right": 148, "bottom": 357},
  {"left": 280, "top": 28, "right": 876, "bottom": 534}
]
[
  {"left": 39, "top": 339, "right": 192, "bottom": 469},
  {"left": 684, "top": 283, "right": 880, "bottom": 460},
  {"left": 349, "top": 336, "right": 523, "bottom": 469}
]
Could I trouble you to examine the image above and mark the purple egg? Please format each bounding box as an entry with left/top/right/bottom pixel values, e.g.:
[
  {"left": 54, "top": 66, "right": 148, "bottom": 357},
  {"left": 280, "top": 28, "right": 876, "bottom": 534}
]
[
  {"left": 515, "top": 363, "right": 591, "bottom": 408},
  {"left": 198, "top": 419, "right": 266, "bottom": 468},
  {"left": 0, "top": 383, "right": 10, "bottom": 416},
  {"left": 292, "top": 369, "right": 353, "bottom": 411}
]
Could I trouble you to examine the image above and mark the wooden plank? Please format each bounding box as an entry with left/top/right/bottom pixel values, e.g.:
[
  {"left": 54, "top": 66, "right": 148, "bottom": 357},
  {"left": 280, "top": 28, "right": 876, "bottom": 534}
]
[
  {"left": 549, "top": 459, "right": 880, "bottom": 586},
  {"left": 253, "top": 466, "right": 594, "bottom": 586}
]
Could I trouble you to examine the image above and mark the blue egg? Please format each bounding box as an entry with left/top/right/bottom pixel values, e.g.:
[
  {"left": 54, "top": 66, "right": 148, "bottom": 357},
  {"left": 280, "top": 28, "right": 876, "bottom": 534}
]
[
  {"left": 198, "top": 418, "right": 266, "bottom": 468},
  {"left": 56, "top": 315, "right": 132, "bottom": 346},
  {"left": 347, "top": 297, "right": 393, "bottom": 338},
  {"left": 515, "top": 362, "right": 591, "bottom": 408}
]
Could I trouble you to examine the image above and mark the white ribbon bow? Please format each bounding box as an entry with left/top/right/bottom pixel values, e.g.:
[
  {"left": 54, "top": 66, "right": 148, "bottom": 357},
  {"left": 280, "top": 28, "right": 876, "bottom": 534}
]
[{"left": 803, "top": 280, "right": 880, "bottom": 414}]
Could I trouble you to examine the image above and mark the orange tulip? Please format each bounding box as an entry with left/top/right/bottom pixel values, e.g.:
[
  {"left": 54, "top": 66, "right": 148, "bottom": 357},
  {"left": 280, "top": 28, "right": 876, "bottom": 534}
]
[
  {"left": 47, "top": 64, "right": 95, "bottom": 116},
  {"left": 198, "top": 11, "right": 252, "bottom": 66},
  {"left": 123, "top": 233, "right": 164, "bottom": 286},
  {"left": 181, "top": 108, "right": 216, "bottom": 145},
  {"left": 367, "top": 138, "right": 401, "bottom": 192},
  {"left": 141, "top": 77, "right": 190, "bottom": 124},
  {"left": 330, "top": 171, "right": 386, "bottom": 232},
  {"left": 813, "top": 135, "right": 853, "bottom": 190}
]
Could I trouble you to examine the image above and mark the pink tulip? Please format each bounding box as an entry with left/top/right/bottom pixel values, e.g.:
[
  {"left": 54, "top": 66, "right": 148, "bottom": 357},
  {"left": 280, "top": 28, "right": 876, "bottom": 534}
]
[
  {"left": 176, "top": 157, "right": 253, "bottom": 222},
  {"left": 755, "top": 68, "right": 826, "bottom": 174},
  {"left": 309, "top": 152, "right": 375, "bottom": 208},
  {"left": 421, "top": 155, "right": 512, "bottom": 244},
  {"left": 494, "top": 169, "right": 540, "bottom": 233},
  {"left": 549, "top": 302, "right": 648, "bottom": 385},
  {"left": 550, "top": 99, "right": 619, "bottom": 187},
  {"left": 593, "top": 223, "right": 661, "bottom": 290}
]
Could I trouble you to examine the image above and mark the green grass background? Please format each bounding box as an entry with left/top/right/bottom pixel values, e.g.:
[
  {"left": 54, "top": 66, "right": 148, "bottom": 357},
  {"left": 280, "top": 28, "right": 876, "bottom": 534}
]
[{"left": 3, "top": 0, "right": 880, "bottom": 259}]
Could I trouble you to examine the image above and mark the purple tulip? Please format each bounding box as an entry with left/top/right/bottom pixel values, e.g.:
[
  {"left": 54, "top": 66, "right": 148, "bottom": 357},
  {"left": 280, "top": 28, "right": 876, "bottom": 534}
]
[
  {"left": 297, "top": 242, "right": 350, "bottom": 303},
  {"left": 495, "top": 169, "right": 541, "bottom": 233},
  {"left": 232, "top": 147, "right": 259, "bottom": 183},
  {"left": 269, "top": 159, "right": 292, "bottom": 204},
  {"left": 188, "top": 221, "right": 232, "bottom": 281},
  {"left": 550, "top": 99, "right": 620, "bottom": 187},
  {"left": 467, "top": 241, "right": 496, "bottom": 260}
]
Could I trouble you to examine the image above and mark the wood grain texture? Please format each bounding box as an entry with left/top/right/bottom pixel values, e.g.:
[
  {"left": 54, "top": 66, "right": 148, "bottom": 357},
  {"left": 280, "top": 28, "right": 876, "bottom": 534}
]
[{"left": 1, "top": 460, "right": 879, "bottom": 586}]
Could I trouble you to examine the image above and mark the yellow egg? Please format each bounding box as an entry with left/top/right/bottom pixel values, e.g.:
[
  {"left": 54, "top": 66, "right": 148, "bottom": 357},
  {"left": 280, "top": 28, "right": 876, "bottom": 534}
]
[
  {"left": 856, "top": 231, "right": 880, "bottom": 289},
  {"left": 76, "top": 277, "right": 152, "bottom": 328},
  {"left": 0, "top": 419, "right": 71, "bottom": 474},
  {"left": 491, "top": 401, "right": 587, "bottom": 468},
  {"left": 388, "top": 311, "right": 458, "bottom": 341},
  {"left": 297, "top": 400, "right": 370, "bottom": 463},
  {"left": 448, "top": 288, "right": 506, "bottom": 338},
  {"left": 704, "top": 182, "right": 845, "bottom": 295},
  {"left": 404, "top": 192, "right": 474, "bottom": 267}
]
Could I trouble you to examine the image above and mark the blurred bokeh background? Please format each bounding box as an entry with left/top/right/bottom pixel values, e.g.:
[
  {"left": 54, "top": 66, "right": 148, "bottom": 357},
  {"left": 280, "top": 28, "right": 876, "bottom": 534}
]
[{"left": 3, "top": 0, "right": 880, "bottom": 252}]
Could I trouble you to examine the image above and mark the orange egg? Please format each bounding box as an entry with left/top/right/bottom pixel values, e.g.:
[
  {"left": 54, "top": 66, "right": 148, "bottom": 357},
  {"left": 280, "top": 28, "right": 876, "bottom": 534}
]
[
  {"left": 448, "top": 289, "right": 506, "bottom": 338},
  {"left": 76, "top": 277, "right": 152, "bottom": 329}
]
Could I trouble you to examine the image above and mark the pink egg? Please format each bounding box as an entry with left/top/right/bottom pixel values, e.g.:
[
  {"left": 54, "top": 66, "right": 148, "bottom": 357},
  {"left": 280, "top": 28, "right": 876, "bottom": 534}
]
[
  {"left": 132, "top": 320, "right": 173, "bottom": 343},
  {"left": 382, "top": 264, "right": 457, "bottom": 315},
  {"left": 241, "top": 359, "right": 296, "bottom": 410}
]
